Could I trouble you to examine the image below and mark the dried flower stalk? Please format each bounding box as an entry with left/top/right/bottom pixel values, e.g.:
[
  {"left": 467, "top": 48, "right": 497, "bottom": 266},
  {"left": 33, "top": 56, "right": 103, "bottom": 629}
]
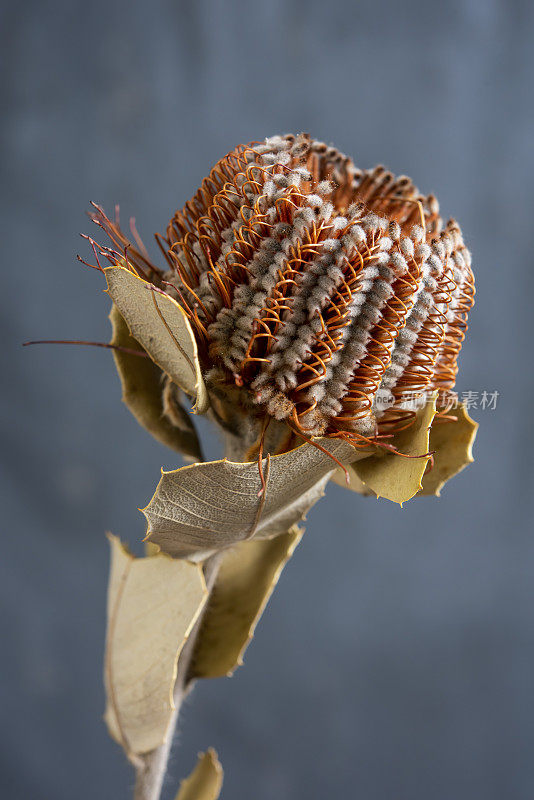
[{"left": 70, "top": 133, "right": 477, "bottom": 800}]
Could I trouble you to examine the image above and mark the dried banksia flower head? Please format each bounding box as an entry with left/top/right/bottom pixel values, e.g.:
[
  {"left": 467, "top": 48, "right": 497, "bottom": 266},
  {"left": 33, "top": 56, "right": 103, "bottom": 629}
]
[{"left": 90, "top": 133, "right": 474, "bottom": 453}]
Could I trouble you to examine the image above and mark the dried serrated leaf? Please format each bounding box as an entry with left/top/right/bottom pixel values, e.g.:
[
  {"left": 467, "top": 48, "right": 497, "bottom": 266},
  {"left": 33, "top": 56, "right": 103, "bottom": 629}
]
[
  {"left": 109, "top": 304, "right": 202, "bottom": 460},
  {"left": 191, "top": 526, "right": 303, "bottom": 679},
  {"left": 175, "top": 749, "right": 223, "bottom": 800},
  {"left": 105, "top": 266, "right": 209, "bottom": 413},
  {"left": 351, "top": 396, "right": 437, "bottom": 505},
  {"left": 331, "top": 462, "right": 375, "bottom": 496},
  {"left": 143, "top": 439, "right": 368, "bottom": 559},
  {"left": 104, "top": 535, "right": 207, "bottom": 756},
  {"left": 419, "top": 403, "right": 478, "bottom": 496}
]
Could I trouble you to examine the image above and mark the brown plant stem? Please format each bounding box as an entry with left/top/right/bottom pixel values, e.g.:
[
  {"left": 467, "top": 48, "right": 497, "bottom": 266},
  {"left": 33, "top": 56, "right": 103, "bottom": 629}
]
[{"left": 133, "top": 552, "right": 223, "bottom": 800}]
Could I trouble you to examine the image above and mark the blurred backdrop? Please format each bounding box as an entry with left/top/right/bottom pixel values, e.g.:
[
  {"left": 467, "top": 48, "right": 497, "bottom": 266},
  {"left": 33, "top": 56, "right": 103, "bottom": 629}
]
[{"left": 2, "top": 0, "right": 534, "bottom": 798}]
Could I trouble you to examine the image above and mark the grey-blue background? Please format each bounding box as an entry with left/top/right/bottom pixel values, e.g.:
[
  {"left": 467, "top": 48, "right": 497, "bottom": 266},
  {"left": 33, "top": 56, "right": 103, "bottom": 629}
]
[{"left": 2, "top": 0, "right": 533, "bottom": 798}]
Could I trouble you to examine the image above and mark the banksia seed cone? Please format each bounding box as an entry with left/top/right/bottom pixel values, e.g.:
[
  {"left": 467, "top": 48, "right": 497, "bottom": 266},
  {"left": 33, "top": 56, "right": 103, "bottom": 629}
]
[{"left": 91, "top": 133, "right": 474, "bottom": 450}]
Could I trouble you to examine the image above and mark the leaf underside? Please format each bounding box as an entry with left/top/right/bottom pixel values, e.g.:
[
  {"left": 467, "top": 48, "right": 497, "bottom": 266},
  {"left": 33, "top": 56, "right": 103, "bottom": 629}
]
[
  {"left": 105, "top": 266, "right": 209, "bottom": 413},
  {"left": 104, "top": 535, "right": 207, "bottom": 756},
  {"left": 109, "top": 304, "right": 202, "bottom": 460},
  {"left": 143, "top": 439, "right": 368, "bottom": 559}
]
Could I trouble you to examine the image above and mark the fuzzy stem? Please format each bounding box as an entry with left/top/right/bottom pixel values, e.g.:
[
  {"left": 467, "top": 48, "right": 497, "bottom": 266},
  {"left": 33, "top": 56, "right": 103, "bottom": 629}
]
[
  {"left": 133, "top": 553, "right": 222, "bottom": 800},
  {"left": 133, "top": 427, "right": 257, "bottom": 800}
]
